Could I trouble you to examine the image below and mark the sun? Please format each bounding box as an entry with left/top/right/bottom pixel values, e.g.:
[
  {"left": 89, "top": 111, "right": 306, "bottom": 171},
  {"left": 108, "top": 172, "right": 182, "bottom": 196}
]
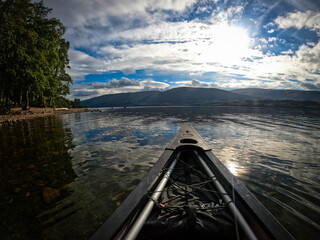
[
  {"left": 215, "top": 24, "right": 250, "bottom": 58},
  {"left": 197, "top": 23, "right": 252, "bottom": 65}
]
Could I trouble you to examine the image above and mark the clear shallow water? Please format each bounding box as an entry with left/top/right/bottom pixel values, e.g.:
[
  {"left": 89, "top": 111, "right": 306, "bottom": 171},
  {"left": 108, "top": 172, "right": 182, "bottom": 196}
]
[{"left": 1, "top": 106, "right": 319, "bottom": 239}]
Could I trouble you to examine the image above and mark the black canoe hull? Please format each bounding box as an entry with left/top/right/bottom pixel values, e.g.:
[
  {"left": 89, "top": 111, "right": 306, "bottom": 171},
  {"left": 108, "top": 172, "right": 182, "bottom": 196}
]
[{"left": 90, "top": 125, "right": 293, "bottom": 240}]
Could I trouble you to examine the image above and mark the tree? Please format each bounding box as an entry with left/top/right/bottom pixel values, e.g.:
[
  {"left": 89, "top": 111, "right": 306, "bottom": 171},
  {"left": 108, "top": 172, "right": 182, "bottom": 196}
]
[{"left": 0, "top": 0, "right": 72, "bottom": 112}]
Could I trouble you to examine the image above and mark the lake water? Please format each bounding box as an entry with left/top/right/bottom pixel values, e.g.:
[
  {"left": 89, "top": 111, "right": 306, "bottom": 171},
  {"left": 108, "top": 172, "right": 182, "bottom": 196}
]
[{"left": 1, "top": 106, "right": 319, "bottom": 239}]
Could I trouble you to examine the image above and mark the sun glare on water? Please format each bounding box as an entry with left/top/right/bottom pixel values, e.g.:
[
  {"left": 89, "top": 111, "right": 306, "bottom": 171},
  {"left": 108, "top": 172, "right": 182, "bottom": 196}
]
[{"left": 226, "top": 161, "right": 243, "bottom": 177}]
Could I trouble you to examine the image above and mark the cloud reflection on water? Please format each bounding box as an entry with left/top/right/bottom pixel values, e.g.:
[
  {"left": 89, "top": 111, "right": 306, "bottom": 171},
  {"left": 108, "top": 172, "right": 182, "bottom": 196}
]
[{"left": 59, "top": 106, "right": 320, "bottom": 239}]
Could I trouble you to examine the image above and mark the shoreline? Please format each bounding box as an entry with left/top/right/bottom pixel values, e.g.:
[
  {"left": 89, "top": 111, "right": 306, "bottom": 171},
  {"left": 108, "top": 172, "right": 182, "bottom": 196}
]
[{"left": 0, "top": 107, "right": 101, "bottom": 127}]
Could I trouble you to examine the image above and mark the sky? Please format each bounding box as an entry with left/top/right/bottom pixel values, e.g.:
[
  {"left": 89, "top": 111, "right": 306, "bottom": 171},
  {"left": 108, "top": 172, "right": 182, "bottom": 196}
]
[{"left": 39, "top": 0, "right": 320, "bottom": 100}]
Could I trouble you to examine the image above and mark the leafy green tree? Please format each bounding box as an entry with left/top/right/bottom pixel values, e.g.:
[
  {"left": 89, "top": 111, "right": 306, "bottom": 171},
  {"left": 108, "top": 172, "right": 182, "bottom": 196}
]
[{"left": 0, "top": 0, "right": 72, "bottom": 112}]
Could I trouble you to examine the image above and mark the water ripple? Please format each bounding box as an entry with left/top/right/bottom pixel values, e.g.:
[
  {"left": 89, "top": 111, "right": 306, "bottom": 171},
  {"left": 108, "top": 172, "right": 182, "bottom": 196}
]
[{"left": 1, "top": 107, "right": 319, "bottom": 239}]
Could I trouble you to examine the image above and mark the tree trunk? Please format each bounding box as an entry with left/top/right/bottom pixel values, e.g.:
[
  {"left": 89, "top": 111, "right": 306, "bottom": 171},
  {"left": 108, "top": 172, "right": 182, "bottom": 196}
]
[
  {"left": 26, "top": 90, "right": 30, "bottom": 110},
  {"left": 0, "top": 91, "right": 6, "bottom": 114},
  {"left": 43, "top": 96, "right": 47, "bottom": 107},
  {"left": 0, "top": 90, "right": 3, "bottom": 104},
  {"left": 0, "top": 90, "right": 3, "bottom": 109},
  {"left": 19, "top": 89, "right": 23, "bottom": 106},
  {"left": 22, "top": 90, "right": 30, "bottom": 110},
  {"left": 5, "top": 93, "right": 9, "bottom": 109},
  {"left": 49, "top": 97, "right": 53, "bottom": 108}
]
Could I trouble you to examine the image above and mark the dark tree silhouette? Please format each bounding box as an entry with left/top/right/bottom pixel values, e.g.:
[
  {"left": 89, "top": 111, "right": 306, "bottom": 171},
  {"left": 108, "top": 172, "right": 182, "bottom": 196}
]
[{"left": 0, "top": 0, "right": 72, "bottom": 112}]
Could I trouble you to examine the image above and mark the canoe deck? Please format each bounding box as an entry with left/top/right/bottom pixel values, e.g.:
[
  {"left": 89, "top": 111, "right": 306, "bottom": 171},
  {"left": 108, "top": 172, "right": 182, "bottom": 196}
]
[
  {"left": 138, "top": 149, "right": 240, "bottom": 240},
  {"left": 90, "top": 124, "right": 294, "bottom": 240}
]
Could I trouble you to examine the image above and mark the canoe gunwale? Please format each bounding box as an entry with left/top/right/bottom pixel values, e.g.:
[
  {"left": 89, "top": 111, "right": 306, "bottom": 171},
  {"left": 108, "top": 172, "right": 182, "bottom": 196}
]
[
  {"left": 90, "top": 149, "right": 175, "bottom": 240},
  {"left": 204, "top": 151, "right": 294, "bottom": 240},
  {"left": 90, "top": 124, "right": 294, "bottom": 240}
]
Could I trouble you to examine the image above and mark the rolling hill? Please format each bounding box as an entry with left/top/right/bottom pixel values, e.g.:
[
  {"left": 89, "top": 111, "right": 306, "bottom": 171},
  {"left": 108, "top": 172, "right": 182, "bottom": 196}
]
[
  {"left": 232, "top": 88, "right": 320, "bottom": 102},
  {"left": 81, "top": 87, "right": 320, "bottom": 107},
  {"left": 81, "top": 87, "right": 251, "bottom": 107}
]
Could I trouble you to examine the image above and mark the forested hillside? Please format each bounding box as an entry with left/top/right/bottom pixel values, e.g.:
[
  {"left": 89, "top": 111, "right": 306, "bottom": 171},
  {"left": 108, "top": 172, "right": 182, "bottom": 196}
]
[
  {"left": 232, "top": 88, "right": 320, "bottom": 102},
  {"left": 82, "top": 87, "right": 320, "bottom": 108},
  {"left": 81, "top": 87, "right": 251, "bottom": 107}
]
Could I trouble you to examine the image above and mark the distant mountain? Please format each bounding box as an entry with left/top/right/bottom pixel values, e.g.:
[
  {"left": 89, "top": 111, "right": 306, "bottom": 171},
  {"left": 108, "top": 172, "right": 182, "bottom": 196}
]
[
  {"left": 81, "top": 91, "right": 159, "bottom": 108},
  {"left": 81, "top": 87, "right": 250, "bottom": 107},
  {"left": 81, "top": 87, "right": 320, "bottom": 107},
  {"left": 232, "top": 88, "right": 320, "bottom": 102},
  {"left": 153, "top": 87, "right": 250, "bottom": 105}
]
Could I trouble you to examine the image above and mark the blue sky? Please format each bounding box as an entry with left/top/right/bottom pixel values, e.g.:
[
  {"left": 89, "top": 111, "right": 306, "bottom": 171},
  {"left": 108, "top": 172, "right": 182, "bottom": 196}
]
[{"left": 41, "top": 0, "right": 320, "bottom": 100}]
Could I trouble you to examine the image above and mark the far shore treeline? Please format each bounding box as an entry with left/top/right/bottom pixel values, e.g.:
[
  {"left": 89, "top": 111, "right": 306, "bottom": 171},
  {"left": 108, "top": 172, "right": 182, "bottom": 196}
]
[{"left": 0, "top": 0, "right": 84, "bottom": 113}]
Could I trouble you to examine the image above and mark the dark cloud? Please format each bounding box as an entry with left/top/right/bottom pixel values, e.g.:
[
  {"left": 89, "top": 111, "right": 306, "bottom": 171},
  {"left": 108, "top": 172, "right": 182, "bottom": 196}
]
[
  {"left": 191, "top": 79, "right": 209, "bottom": 87},
  {"left": 76, "top": 77, "right": 140, "bottom": 90},
  {"left": 122, "top": 67, "right": 136, "bottom": 75},
  {"left": 106, "top": 77, "right": 140, "bottom": 88}
]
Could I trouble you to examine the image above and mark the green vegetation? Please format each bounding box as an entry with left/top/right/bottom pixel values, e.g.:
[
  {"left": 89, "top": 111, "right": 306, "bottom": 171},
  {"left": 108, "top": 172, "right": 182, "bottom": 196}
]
[
  {"left": 55, "top": 97, "right": 87, "bottom": 108},
  {"left": 0, "top": 0, "right": 72, "bottom": 113}
]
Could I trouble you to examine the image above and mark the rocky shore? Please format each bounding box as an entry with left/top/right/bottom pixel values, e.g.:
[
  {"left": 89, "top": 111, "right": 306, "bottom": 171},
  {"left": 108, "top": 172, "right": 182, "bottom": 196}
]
[{"left": 0, "top": 107, "right": 101, "bottom": 127}]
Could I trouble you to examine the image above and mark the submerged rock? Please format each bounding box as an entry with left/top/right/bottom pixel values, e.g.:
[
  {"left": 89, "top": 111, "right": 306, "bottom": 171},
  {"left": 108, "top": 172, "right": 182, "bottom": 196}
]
[
  {"left": 112, "top": 192, "right": 126, "bottom": 201},
  {"left": 42, "top": 187, "right": 60, "bottom": 204}
]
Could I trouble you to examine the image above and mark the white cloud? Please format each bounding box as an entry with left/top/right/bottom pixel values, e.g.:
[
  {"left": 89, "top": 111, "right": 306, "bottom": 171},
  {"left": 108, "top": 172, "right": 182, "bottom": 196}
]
[
  {"left": 307, "top": 42, "right": 316, "bottom": 47},
  {"left": 189, "top": 72, "right": 203, "bottom": 77},
  {"left": 99, "top": 21, "right": 211, "bottom": 45},
  {"left": 67, "top": 49, "right": 106, "bottom": 80},
  {"left": 239, "top": 41, "right": 320, "bottom": 87},
  {"left": 40, "top": 1, "right": 320, "bottom": 93},
  {"left": 69, "top": 33, "right": 320, "bottom": 92},
  {"left": 274, "top": 11, "right": 320, "bottom": 34},
  {"left": 96, "top": 21, "right": 258, "bottom": 72},
  {"left": 268, "top": 37, "right": 277, "bottom": 42},
  {"left": 148, "top": 0, "right": 196, "bottom": 11},
  {"left": 174, "top": 79, "right": 219, "bottom": 88},
  {"left": 260, "top": 38, "right": 268, "bottom": 44},
  {"left": 295, "top": 41, "right": 320, "bottom": 73},
  {"left": 281, "top": 49, "right": 293, "bottom": 55},
  {"left": 69, "top": 77, "right": 169, "bottom": 100},
  {"left": 140, "top": 79, "right": 170, "bottom": 91},
  {"left": 43, "top": 0, "right": 197, "bottom": 28},
  {"left": 209, "top": 5, "right": 244, "bottom": 24}
]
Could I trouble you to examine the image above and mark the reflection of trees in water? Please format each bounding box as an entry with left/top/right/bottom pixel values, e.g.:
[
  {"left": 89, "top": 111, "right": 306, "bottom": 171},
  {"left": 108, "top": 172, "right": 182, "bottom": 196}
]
[{"left": 0, "top": 117, "right": 76, "bottom": 239}]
